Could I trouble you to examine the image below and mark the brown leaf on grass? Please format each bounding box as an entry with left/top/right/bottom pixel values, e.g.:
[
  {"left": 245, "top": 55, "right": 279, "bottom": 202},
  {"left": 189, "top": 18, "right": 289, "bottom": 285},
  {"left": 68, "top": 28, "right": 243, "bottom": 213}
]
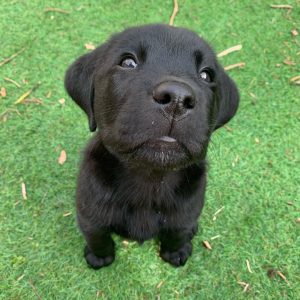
[
  {"left": 63, "top": 212, "right": 72, "bottom": 217},
  {"left": 46, "top": 91, "right": 52, "bottom": 98},
  {"left": 122, "top": 240, "right": 129, "bottom": 247},
  {"left": 296, "top": 217, "right": 300, "bottom": 223},
  {"left": 85, "top": 43, "right": 96, "bottom": 50},
  {"left": 0, "top": 87, "right": 6, "bottom": 97},
  {"left": 58, "top": 98, "right": 65, "bottom": 105},
  {"left": 217, "top": 45, "right": 242, "bottom": 58},
  {"left": 291, "top": 29, "right": 298, "bottom": 36},
  {"left": 283, "top": 59, "right": 296, "bottom": 66},
  {"left": 202, "top": 240, "right": 212, "bottom": 250},
  {"left": 21, "top": 182, "right": 27, "bottom": 200},
  {"left": 270, "top": 4, "right": 292, "bottom": 9},
  {"left": 169, "top": 0, "right": 179, "bottom": 26},
  {"left": 96, "top": 290, "right": 104, "bottom": 298},
  {"left": 224, "top": 62, "right": 245, "bottom": 71},
  {"left": 58, "top": 150, "right": 67, "bottom": 165}
]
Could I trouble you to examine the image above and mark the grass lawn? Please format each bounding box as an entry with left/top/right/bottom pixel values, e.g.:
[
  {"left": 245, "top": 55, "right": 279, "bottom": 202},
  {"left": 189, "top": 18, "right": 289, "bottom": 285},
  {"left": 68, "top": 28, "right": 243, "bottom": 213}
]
[{"left": 0, "top": 0, "right": 299, "bottom": 299}]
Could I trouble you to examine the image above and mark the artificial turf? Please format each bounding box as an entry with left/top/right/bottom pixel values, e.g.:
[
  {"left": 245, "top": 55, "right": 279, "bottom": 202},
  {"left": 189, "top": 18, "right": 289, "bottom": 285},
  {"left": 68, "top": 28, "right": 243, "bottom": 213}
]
[{"left": 0, "top": 1, "right": 299, "bottom": 299}]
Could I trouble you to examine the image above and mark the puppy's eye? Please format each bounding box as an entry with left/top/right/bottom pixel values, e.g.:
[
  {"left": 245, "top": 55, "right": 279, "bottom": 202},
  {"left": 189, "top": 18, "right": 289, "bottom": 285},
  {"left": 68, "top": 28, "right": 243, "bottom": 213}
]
[
  {"left": 120, "top": 57, "right": 137, "bottom": 69},
  {"left": 199, "top": 69, "right": 213, "bottom": 83}
]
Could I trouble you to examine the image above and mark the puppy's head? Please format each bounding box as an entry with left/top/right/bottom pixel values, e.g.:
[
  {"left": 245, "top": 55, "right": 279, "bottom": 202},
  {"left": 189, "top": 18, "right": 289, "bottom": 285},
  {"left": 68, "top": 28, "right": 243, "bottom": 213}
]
[{"left": 65, "top": 24, "right": 239, "bottom": 170}]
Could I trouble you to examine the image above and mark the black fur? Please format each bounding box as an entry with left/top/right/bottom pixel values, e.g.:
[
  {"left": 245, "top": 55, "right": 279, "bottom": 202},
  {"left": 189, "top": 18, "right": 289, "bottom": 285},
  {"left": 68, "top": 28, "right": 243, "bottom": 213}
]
[{"left": 65, "top": 24, "right": 239, "bottom": 269}]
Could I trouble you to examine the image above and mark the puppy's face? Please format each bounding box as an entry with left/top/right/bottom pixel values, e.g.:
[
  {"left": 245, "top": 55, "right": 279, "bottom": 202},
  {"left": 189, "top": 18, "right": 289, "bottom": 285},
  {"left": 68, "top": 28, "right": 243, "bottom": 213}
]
[{"left": 65, "top": 24, "right": 239, "bottom": 170}]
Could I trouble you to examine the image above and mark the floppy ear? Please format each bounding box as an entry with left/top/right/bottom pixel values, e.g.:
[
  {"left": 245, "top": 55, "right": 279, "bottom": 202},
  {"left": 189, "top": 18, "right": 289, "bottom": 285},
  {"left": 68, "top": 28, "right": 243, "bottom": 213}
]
[
  {"left": 214, "top": 68, "right": 240, "bottom": 130},
  {"left": 65, "top": 45, "right": 107, "bottom": 132}
]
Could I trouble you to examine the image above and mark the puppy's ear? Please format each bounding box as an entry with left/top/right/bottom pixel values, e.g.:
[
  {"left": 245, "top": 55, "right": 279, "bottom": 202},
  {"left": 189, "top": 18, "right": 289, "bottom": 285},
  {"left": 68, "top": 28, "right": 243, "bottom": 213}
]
[
  {"left": 214, "top": 68, "right": 239, "bottom": 130},
  {"left": 65, "top": 45, "right": 107, "bottom": 132}
]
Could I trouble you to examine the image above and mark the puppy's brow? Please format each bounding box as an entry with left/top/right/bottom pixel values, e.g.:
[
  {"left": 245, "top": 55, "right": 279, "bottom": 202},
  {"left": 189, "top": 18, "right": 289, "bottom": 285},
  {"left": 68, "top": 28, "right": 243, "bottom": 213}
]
[
  {"left": 194, "top": 50, "right": 203, "bottom": 68},
  {"left": 138, "top": 43, "right": 148, "bottom": 62}
]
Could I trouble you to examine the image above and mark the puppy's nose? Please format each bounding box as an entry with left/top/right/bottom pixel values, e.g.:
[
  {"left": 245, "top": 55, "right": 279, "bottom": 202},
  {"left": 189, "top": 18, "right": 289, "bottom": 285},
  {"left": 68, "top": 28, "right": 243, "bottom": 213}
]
[{"left": 153, "top": 81, "right": 195, "bottom": 118}]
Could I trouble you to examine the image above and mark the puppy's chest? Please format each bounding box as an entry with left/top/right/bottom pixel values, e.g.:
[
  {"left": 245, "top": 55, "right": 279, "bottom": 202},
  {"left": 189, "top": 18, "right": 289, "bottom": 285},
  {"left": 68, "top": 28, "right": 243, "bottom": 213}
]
[{"left": 111, "top": 177, "right": 175, "bottom": 241}]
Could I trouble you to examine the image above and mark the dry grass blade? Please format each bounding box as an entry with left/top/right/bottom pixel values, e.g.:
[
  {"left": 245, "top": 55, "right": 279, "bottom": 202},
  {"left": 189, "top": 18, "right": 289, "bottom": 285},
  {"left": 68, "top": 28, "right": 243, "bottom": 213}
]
[
  {"left": 0, "top": 47, "right": 26, "bottom": 67},
  {"left": 21, "top": 182, "right": 27, "bottom": 200},
  {"left": 4, "top": 77, "right": 21, "bottom": 88},
  {"left": 276, "top": 271, "right": 289, "bottom": 284},
  {"left": 156, "top": 280, "right": 164, "bottom": 289},
  {"left": 169, "top": 0, "right": 179, "bottom": 26},
  {"left": 63, "top": 212, "right": 72, "bottom": 217},
  {"left": 217, "top": 45, "right": 242, "bottom": 58},
  {"left": 15, "top": 83, "right": 41, "bottom": 104},
  {"left": 246, "top": 259, "right": 253, "bottom": 273},
  {"left": 290, "top": 75, "right": 300, "bottom": 85},
  {"left": 211, "top": 235, "right": 221, "bottom": 240},
  {"left": 224, "top": 62, "right": 245, "bottom": 71},
  {"left": 28, "top": 280, "right": 42, "bottom": 300},
  {"left": 270, "top": 4, "right": 292, "bottom": 9},
  {"left": 213, "top": 206, "right": 224, "bottom": 221},
  {"left": 238, "top": 281, "right": 250, "bottom": 292},
  {"left": 44, "top": 7, "right": 70, "bottom": 14},
  {"left": 85, "top": 43, "right": 96, "bottom": 50}
]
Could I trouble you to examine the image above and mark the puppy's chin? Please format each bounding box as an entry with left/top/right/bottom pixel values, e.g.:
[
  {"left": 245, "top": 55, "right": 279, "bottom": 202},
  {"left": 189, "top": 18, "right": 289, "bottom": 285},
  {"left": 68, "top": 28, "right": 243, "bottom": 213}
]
[{"left": 109, "top": 136, "right": 202, "bottom": 171}]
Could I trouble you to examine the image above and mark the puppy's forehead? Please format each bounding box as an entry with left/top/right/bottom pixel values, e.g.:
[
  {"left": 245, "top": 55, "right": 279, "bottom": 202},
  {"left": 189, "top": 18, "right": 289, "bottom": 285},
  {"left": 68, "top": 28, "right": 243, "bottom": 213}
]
[{"left": 110, "top": 24, "right": 214, "bottom": 59}]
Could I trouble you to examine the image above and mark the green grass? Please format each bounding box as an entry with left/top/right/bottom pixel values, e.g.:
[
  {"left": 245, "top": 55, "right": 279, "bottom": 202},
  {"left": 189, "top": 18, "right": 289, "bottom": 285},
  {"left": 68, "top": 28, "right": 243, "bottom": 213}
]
[{"left": 0, "top": 0, "right": 299, "bottom": 299}]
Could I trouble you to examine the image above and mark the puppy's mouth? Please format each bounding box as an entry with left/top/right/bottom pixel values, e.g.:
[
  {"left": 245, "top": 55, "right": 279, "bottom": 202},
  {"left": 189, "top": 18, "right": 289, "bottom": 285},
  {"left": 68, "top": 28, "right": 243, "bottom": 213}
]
[{"left": 119, "top": 136, "right": 192, "bottom": 170}]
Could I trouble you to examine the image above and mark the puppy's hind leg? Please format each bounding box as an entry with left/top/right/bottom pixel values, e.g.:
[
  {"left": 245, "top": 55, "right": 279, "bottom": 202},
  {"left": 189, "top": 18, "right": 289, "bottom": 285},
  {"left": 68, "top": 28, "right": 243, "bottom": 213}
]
[{"left": 82, "top": 228, "right": 115, "bottom": 270}]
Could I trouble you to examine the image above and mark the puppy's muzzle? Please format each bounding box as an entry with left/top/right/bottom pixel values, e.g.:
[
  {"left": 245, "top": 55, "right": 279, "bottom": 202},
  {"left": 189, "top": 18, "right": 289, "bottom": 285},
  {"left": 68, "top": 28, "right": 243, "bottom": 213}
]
[{"left": 153, "top": 81, "right": 195, "bottom": 121}]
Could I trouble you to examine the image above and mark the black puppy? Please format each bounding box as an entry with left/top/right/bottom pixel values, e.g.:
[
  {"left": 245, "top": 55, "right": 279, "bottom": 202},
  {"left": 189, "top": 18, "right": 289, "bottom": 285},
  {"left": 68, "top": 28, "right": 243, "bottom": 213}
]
[{"left": 65, "top": 24, "right": 239, "bottom": 269}]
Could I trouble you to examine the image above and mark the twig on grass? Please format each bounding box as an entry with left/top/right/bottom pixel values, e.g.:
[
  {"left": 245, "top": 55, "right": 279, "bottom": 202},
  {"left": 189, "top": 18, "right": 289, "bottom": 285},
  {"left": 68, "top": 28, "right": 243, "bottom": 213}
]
[
  {"left": 224, "top": 62, "right": 245, "bottom": 71},
  {"left": 169, "top": 0, "right": 179, "bottom": 26},
  {"left": 270, "top": 4, "right": 292, "bottom": 9},
  {"left": 237, "top": 281, "right": 250, "bottom": 293},
  {"left": 267, "top": 269, "right": 290, "bottom": 286},
  {"left": 4, "top": 77, "right": 21, "bottom": 88},
  {"left": 44, "top": 7, "right": 70, "bottom": 14},
  {"left": 217, "top": 45, "right": 242, "bottom": 58},
  {"left": 28, "top": 280, "right": 42, "bottom": 300},
  {"left": 0, "top": 47, "right": 26, "bottom": 67}
]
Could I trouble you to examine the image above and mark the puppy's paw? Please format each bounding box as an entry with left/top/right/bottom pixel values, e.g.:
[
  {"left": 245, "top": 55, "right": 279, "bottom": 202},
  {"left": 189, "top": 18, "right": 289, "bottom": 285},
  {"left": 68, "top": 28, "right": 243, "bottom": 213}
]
[
  {"left": 160, "top": 242, "right": 192, "bottom": 267},
  {"left": 84, "top": 246, "right": 115, "bottom": 270}
]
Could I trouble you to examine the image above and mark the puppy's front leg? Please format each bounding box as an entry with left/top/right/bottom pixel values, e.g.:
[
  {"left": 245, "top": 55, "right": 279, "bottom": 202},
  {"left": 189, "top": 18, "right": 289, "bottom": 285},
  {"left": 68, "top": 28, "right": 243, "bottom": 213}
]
[
  {"left": 159, "top": 225, "right": 197, "bottom": 267},
  {"left": 82, "top": 228, "right": 115, "bottom": 270}
]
